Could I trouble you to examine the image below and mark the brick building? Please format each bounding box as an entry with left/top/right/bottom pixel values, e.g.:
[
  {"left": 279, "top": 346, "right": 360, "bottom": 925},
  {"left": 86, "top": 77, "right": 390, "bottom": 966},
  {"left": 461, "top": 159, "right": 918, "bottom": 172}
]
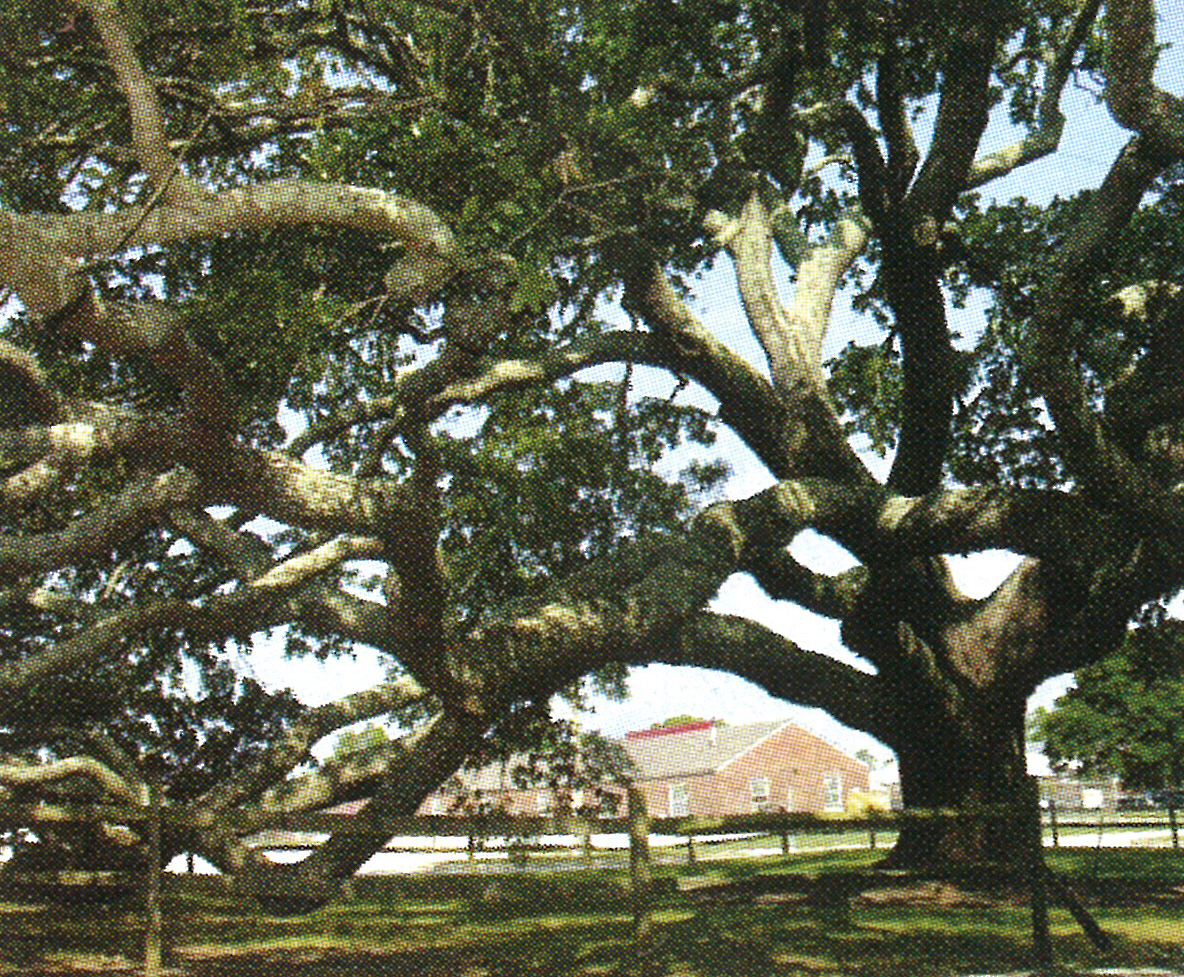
[{"left": 417, "top": 719, "right": 871, "bottom": 818}]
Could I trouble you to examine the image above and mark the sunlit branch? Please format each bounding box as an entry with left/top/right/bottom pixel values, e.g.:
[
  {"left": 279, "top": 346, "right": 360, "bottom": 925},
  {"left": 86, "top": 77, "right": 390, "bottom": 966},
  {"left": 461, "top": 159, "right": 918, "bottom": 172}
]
[{"left": 73, "top": 0, "right": 203, "bottom": 202}]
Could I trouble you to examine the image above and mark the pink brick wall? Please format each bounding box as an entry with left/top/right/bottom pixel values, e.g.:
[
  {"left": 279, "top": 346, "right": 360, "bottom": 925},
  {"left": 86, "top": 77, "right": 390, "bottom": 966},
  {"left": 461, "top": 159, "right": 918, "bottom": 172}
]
[{"left": 415, "top": 724, "right": 870, "bottom": 818}]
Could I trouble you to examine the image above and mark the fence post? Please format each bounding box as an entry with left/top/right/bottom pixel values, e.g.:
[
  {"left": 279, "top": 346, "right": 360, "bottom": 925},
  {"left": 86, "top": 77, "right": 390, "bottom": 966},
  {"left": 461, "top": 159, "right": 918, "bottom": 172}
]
[
  {"left": 686, "top": 835, "right": 696, "bottom": 864},
  {"left": 780, "top": 814, "right": 790, "bottom": 856},
  {"left": 1170, "top": 803, "right": 1180, "bottom": 849},
  {"left": 143, "top": 763, "right": 164, "bottom": 977},
  {"left": 578, "top": 816, "right": 593, "bottom": 866},
  {"left": 1048, "top": 798, "right": 1059, "bottom": 847},
  {"left": 1026, "top": 778, "right": 1053, "bottom": 969},
  {"left": 627, "top": 786, "right": 653, "bottom": 947}
]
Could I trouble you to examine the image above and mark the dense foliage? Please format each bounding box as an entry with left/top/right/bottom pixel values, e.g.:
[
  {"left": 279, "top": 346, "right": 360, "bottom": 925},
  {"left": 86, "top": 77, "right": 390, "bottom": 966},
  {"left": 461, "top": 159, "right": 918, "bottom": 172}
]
[{"left": 1037, "top": 617, "right": 1184, "bottom": 790}]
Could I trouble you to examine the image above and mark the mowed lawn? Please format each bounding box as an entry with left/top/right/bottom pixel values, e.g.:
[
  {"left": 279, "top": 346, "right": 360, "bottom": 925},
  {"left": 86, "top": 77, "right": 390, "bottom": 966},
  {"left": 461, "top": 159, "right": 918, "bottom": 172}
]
[{"left": 1, "top": 849, "right": 1182, "bottom": 976}]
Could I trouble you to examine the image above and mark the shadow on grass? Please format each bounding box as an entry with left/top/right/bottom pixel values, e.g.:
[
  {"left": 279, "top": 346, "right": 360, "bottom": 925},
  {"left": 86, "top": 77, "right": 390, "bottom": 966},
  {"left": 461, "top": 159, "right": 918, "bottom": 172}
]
[{"left": 3, "top": 851, "right": 1184, "bottom": 976}]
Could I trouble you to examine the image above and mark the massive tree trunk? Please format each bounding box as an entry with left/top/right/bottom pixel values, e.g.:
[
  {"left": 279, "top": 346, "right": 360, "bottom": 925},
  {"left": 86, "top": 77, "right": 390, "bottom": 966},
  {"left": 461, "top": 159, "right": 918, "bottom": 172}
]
[
  {"left": 835, "top": 557, "right": 1080, "bottom": 870},
  {"left": 884, "top": 693, "right": 1032, "bottom": 868}
]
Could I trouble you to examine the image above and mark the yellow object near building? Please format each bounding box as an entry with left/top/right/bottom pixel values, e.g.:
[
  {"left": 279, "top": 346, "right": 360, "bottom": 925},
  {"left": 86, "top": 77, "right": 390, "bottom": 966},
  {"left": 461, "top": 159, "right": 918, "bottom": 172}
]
[{"left": 847, "top": 789, "right": 891, "bottom": 815}]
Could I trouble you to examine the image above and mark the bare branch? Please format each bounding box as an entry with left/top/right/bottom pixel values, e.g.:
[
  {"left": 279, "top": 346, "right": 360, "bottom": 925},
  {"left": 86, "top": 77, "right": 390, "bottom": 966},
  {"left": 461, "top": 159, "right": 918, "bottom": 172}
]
[
  {"left": 251, "top": 535, "right": 385, "bottom": 591},
  {"left": 740, "top": 548, "right": 868, "bottom": 620},
  {"left": 968, "top": 0, "right": 1103, "bottom": 188},
  {"left": 34, "top": 181, "right": 457, "bottom": 304},
  {"left": 165, "top": 508, "right": 274, "bottom": 579},
  {"left": 703, "top": 194, "right": 872, "bottom": 483},
  {"left": 654, "top": 612, "right": 888, "bottom": 742},
  {"left": 0, "top": 725, "right": 145, "bottom": 796},
  {"left": 288, "top": 709, "right": 485, "bottom": 887}
]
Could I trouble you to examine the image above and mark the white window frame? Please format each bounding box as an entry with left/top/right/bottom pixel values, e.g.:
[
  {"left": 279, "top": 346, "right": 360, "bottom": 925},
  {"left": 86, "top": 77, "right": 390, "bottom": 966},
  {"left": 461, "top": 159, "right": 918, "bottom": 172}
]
[
  {"left": 822, "top": 773, "right": 844, "bottom": 812},
  {"left": 430, "top": 795, "right": 446, "bottom": 816},
  {"left": 668, "top": 783, "right": 690, "bottom": 817},
  {"left": 536, "top": 790, "right": 551, "bottom": 815},
  {"left": 750, "top": 776, "right": 771, "bottom": 808}
]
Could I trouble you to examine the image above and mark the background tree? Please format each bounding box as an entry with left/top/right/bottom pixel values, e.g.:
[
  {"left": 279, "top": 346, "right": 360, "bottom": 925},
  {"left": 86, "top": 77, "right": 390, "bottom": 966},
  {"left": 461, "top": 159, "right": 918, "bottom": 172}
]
[
  {"left": 648, "top": 715, "right": 714, "bottom": 730},
  {"left": 1037, "top": 616, "right": 1184, "bottom": 793},
  {"left": 5, "top": 0, "right": 1184, "bottom": 908}
]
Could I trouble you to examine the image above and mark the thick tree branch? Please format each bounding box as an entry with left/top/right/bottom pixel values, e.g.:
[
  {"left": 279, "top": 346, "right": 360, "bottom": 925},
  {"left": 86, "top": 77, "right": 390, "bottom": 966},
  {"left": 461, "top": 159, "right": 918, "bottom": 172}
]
[
  {"left": 166, "top": 508, "right": 274, "bottom": 579},
  {"left": 1029, "top": 137, "right": 1170, "bottom": 504},
  {"left": 701, "top": 198, "right": 872, "bottom": 483},
  {"left": 881, "top": 234, "right": 954, "bottom": 495},
  {"left": 877, "top": 46, "right": 920, "bottom": 200},
  {"left": 906, "top": 27, "right": 998, "bottom": 221},
  {"left": 32, "top": 180, "right": 457, "bottom": 304},
  {"left": 284, "top": 710, "right": 483, "bottom": 889},
  {"left": 0, "top": 755, "right": 145, "bottom": 806},
  {"left": 881, "top": 25, "right": 1001, "bottom": 496},
  {"left": 55, "top": 294, "right": 237, "bottom": 429},
  {"left": 0, "top": 467, "right": 201, "bottom": 581},
  {"left": 199, "top": 676, "right": 428, "bottom": 812},
  {"left": 653, "top": 612, "right": 888, "bottom": 743},
  {"left": 740, "top": 548, "right": 868, "bottom": 620},
  {"left": 74, "top": 0, "right": 204, "bottom": 202},
  {"left": 0, "top": 338, "right": 62, "bottom": 427},
  {"left": 1104, "top": 0, "right": 1184, "bottom": 154}
]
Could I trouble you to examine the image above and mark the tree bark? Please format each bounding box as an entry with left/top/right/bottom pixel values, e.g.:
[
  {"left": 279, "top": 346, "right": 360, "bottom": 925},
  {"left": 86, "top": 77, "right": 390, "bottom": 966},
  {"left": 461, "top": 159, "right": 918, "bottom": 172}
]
[{"left": 883, "top": 694, "right": 1032, "bottom": 868}]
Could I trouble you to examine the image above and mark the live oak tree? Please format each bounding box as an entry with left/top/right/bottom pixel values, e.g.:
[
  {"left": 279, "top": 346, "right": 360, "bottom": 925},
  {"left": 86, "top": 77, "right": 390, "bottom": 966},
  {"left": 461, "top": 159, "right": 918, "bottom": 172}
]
[{"left": 4, "top": 0, "right": 1184, "bottom": 907}]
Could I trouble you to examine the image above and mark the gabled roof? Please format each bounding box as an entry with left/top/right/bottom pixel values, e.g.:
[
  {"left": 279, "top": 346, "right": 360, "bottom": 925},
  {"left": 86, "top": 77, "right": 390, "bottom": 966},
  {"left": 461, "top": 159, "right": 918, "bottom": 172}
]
[
  {"left": 406, "top": 719, "right": 859, "bottom": 801},
  {"left": 623, "top": 720, "right": 789, "bottom": 779}
]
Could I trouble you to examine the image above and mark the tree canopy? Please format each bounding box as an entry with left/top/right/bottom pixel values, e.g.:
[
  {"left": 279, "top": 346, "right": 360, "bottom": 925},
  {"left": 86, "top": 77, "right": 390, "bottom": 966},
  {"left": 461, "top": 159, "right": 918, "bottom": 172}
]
[
  {"left": 1037, "top": 616, "right": 1184, "bottom": 791},
  {"left": 4, "top": 0, "right": 1184, "bottom": 900}
]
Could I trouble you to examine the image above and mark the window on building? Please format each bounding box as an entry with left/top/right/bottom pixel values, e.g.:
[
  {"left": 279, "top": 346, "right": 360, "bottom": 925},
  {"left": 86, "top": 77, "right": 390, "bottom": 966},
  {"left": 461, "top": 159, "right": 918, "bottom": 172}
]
[
  {"left": 571, "top": 788, "right": 585, "bottom": 810},
  {"left": 668, "top": 783, "right": 690, "bottom": 817},
  {"left": 430, "top": 795, "right": 446, "bottom": 816},
  {"left": 750, "top": 776, "right": 771, "bottom": 809},
  {"left": 536, "top": 791, "right": 551, "bottom": 814},
  {"left": 823, "top": 774, "right": 843, "bottom": 812}
]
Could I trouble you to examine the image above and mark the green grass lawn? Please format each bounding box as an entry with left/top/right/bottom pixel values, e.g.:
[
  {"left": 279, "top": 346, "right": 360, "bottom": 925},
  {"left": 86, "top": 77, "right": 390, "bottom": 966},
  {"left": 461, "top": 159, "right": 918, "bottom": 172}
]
[{"left": 1, "top": 849, "right": 1182, "bottom": 976}]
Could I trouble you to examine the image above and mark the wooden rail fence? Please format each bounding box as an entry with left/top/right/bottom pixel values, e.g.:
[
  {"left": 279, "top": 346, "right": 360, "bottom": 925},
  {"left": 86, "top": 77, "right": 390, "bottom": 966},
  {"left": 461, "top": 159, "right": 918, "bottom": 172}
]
[{"left": 0, "top": 781, "right": 1158, "bottom": 975}]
